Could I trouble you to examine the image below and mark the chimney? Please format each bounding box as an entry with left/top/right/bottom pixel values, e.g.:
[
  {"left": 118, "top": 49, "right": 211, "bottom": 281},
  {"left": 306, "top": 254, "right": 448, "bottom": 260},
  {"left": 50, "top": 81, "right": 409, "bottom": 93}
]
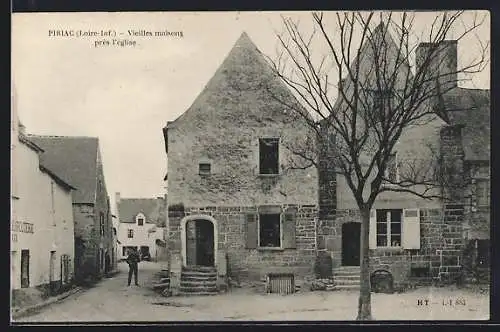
[
  {"left": 115, "top": 192, "right": 121, "bottom": 205},
  {"left": 416, "top": 40, "right": 458, "bottom": 94}
]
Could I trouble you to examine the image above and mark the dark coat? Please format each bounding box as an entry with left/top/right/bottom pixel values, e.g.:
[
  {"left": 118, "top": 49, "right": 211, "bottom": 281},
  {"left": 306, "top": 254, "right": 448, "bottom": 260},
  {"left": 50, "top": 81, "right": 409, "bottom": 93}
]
[{"left": 126, "top": 251, "right": 141, "bottom": 266}]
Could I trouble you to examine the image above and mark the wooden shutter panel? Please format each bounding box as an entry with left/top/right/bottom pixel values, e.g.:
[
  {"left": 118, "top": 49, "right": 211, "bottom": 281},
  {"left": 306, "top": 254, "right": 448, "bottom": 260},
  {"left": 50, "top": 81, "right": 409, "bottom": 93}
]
[
  {"left": 282, "top": 212, "right": 296, "bottom": 249},
  {"left": 402, "top": 209, "right": 420, "bottom": 249},
  {"left": 369, "top": 209, "right": 377, "bottom": 249},
  {"left": 245, "top": 214, "right": 258, "bottom": 249}
]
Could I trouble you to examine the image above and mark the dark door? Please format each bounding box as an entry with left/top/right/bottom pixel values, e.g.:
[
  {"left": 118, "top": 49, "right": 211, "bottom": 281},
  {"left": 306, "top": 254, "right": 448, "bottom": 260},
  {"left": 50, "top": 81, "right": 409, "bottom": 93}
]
[
  {"left": 195, "top": 220, "right": 214, "bottom": 267},
  {"left": 342, "top": 222, "right": 361, "bottom": 266},
  {"left": 21, "top": 249, "right": 30, "bottom": 288}
]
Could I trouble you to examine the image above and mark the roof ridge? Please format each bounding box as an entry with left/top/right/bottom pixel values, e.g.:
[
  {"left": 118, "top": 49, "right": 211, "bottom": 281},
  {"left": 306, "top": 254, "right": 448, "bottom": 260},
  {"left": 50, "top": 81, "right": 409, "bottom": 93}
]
[{"left": 27, "top": 134, "right": 99, "bottom": 139}]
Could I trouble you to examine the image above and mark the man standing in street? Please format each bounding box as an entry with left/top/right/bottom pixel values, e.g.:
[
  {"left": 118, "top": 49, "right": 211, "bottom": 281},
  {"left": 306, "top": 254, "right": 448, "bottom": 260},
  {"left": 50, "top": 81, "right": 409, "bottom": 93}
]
[{"left": 126, "top": 248, "right": 140, "bottom": 286}]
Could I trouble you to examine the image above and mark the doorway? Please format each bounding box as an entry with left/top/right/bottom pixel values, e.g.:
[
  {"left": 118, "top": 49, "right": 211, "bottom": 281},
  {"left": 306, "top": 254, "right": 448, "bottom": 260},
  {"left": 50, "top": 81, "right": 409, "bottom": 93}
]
[
  {"left": 21, "top": 250, "right": 30, "bottom": 288},
  {"left": 342, "top": 222, "right": 361, "bottom": 266},
  {"left": 185, "top": 219, "right": 215, "bottom": 267}
]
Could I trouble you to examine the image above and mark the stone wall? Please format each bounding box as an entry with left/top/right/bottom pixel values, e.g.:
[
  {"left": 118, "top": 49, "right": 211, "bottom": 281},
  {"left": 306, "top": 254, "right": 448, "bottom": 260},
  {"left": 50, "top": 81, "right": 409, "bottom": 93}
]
[
  {"left": 167, "top": 204, "right": 318, "bottom": 282},
  {"left": 73, "top": 203, "right": 97, "bottom": 281}
]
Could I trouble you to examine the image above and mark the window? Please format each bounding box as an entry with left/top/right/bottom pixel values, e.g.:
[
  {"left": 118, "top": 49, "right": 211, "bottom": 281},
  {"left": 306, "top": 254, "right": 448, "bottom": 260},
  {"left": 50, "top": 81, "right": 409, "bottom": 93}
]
[
  {"left": 385, "top": 153, "right": 399, "bottom": 183},
  {"left": 137, "top": 218, "right": 144, "bottom": 226},
  {"left": 127, "top": 229, "right": 134, "bottom": 238},
  {"left": 259, "top": 138, "right": 279, "bottom": 175},
  {"left": 376, "top": 209, "right": 402, "bottom": 247},
  {"left": 199, "top": 163, "right": 211, "bottom": 176},
  {"left": 476, "top": 239, "right": 490, "bottom": 267},
  {"left": 476, "top": 179, "right": 490, "bottom": 207},
  {"left": 99, "top": 212, "right": 105, "bottom": 236},
  {"left": 259, "top": 214, "right": 281, "bottom": 248},
  {"left": 373, "top": 89, "right": 393, "bottom": 115}
]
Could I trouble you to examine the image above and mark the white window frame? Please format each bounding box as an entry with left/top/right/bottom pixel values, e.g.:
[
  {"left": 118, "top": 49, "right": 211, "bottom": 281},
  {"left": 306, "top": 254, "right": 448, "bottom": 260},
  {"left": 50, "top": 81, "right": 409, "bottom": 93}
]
[
  {"left": 257, "top": 213, "right": 283, "bottom": 249},
  {"left": 376, "top": 209, "right": 402, "bottom": 248},
  {"left": 127, "top": 229, "right": 134, "bottom": 238},
  {"left": 136, "top": 213, "right": 146, "bottom": 226}
]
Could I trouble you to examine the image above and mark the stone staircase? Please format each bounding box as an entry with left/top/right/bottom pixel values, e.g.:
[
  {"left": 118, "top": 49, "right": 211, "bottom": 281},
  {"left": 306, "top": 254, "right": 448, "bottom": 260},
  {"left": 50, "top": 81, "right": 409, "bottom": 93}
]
[
  {"left": 333, "top": 266, "right": 360, "bottom": 290},
  {"left": 180, "top": 265, "right": 218, "bottom": 296}
]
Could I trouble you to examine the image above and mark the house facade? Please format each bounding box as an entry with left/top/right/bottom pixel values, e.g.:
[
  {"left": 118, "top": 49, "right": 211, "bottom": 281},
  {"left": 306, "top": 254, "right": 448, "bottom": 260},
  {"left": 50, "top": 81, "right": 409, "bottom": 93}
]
[
  {"left": 28, "top": 135, "right": 115, "bottom": 282},
  {"left": 115, "top": 193, "right": 167, "bottom": 261},
  {"left": 11, "top": 108, "right": 75, "bottom": 296},
  {"left": 316, "top": 29, "right": 490, "bottom": 287},
  {"left": 163, "top": 33, "right": 319, "bottom": 290},
  {"left": 163, "top": 31, "right": 489, "bottom": 291}
]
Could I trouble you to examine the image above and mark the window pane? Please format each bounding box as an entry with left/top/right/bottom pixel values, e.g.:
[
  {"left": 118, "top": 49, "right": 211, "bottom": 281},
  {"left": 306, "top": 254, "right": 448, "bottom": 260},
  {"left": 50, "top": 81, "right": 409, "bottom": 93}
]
[
  {"left": 477, "top": 180, "right": 490, "bottom": 206},
  {"left": 259, "top": 214, "right": 280, "bottom": 247},
  {"left": 390, "top": 235, "right": 401, "bottom": 247},
  {"left": 391, "top": 222, "right": 401, "bottom": 235},
  {"left": 377, "top": 235, "right": 387, "bottom": 247},
  {"left": 377, "top": 222, "right": 387, "bottom": 234}
]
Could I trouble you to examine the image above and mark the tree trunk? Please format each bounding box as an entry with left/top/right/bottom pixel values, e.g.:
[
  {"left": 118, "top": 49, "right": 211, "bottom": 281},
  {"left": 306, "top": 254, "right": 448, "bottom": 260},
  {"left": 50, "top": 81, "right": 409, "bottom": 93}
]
[{"left": 356, "top": 207, "right": 372, "bottom": 320}]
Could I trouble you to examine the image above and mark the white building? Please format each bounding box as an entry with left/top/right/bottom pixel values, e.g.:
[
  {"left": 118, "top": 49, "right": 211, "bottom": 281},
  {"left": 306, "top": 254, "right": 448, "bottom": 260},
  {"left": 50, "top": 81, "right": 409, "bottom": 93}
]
[
  {"left": 115, "top": 193, "right": 167, "bottom": 261},
  {"left": 11, "top": 95, "right": 76, "bottom": 295}
]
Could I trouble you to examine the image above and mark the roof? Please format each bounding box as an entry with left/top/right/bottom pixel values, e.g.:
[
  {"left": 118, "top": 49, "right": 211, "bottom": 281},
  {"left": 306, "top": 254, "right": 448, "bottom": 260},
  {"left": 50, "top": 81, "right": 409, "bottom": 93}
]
[
  {"left": 27, "top": 135, "right": 100, "bottom": 203},
  {"left": 440, "top": 88, "right": 490, "bottom": 161},
  {"left": 163, "top": 31, "right": 310, "bottom": 154},
  {"left": 117, "top": 197, "right": 166, "bottom": 227}
]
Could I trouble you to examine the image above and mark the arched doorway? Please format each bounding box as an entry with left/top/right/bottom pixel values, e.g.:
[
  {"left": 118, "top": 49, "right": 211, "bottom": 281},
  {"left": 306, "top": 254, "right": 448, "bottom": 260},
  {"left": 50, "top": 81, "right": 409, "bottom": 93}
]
[
  {"left": 342, "top": 222, "right": 361, "bottom": 266},
  {"left": 181, "top": 215, "right": 217, "bottom": 267}
]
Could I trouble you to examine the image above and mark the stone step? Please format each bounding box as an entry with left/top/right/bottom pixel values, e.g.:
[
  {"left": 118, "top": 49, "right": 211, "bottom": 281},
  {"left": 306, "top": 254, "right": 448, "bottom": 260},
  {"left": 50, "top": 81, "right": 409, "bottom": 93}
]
[
  {"left": 334, "top": 275, "right": 360, "bottom": 281},
  {"left": 334, "top": 266, "right": 361, "bottom": 271},
  {"left": 180, "top": 286, "right": 218, "bottom": 293},
  {"left": 180, "top": 281, "right": 217, "bottom": 288},
  {"left": 178, "top": 291, "right": 219, "bottom": 296},
  {"left": 335, "top": 279, "right": 360, "bottom": 286},
  {"left": 181, "top": 275, "right": 218, "bottom": 282},
  {"left": 334, "top": 284, "right": 360, "bottom": 290},
  {"left": 182, "top": 266, "right": 217, "bottom": 273}
]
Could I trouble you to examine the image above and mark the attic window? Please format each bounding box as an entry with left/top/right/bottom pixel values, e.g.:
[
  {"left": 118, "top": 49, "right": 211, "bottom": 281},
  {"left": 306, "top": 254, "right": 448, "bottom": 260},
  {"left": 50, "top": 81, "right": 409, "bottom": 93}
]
[
  {"left": 199, "top": 163, "right": 211, "bottom": 175},
  {"left": 136, "top": 213, "right": 145, "bottom": 226},
  {"left": 259, "top": 138, "right": 279, "bottom": 175}
]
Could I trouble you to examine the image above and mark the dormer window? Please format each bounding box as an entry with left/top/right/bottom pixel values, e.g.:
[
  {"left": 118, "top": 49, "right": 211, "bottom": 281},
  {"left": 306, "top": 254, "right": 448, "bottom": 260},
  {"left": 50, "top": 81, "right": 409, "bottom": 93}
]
[{"left": 136, "top": 213, "right": 145, "bottom": 226}]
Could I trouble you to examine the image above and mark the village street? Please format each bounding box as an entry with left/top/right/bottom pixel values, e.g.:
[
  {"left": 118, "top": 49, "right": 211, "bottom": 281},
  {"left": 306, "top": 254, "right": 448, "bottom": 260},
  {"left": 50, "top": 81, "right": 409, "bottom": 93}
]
[{"left": 15, "top": 261, "right": 489, "bottom": 322}]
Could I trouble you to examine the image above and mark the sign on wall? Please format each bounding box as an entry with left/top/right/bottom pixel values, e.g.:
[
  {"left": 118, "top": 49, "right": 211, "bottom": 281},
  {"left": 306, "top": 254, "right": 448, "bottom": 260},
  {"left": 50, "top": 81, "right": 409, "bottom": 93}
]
[{"left": 12, "top": 221, "right": 35, "bottom": 234}]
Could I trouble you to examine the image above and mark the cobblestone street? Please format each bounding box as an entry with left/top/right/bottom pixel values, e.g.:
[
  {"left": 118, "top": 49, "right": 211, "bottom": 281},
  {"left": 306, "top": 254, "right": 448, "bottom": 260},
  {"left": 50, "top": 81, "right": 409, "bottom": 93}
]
[{"left": 14, "top": 261, "right": 489, "bottom": 322}]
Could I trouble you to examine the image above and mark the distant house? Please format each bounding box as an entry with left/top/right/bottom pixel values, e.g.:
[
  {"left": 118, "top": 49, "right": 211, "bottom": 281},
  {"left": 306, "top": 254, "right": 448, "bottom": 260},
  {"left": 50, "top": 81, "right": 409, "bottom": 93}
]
[
  {"left": 28, "top": 135, "right": 115, "bottom": 282},
  {"left": 11, "top": 99, "right": 76, "bottom": 297},
  {"left": 115, "top": 193, "right": 167, "bottom": 261}
]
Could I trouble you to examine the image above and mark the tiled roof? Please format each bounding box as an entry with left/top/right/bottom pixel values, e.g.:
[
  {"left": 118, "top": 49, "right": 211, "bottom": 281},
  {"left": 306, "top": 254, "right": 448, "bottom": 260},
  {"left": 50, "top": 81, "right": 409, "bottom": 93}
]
[
  {"left": 117, "top": 197, "right": 166, "bottom": 227},
  {"left": 27, "top": 135, "right": 100, "bottom": 203},
  {"left": 441, "top": 88, "right": 490, "bottom": 161}
]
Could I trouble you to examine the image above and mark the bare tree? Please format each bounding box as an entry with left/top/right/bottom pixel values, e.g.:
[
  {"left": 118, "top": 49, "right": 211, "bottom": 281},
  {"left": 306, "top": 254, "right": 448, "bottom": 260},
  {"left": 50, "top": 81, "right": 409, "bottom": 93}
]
[{"left": 267, "top": 11, "right": 488, "bottom": 320}]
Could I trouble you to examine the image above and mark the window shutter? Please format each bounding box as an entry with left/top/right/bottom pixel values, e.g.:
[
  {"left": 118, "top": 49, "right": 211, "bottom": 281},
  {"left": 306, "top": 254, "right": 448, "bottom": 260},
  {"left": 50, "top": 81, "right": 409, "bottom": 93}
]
[
  {"left": 245, "top": 214, "right": 258, "bottom": 249},
  {"left": 282, "top": 212, "right": 296, "bottom": 249},
  {"left": 369, "top": 210, "right": 376, "bottom": 249},
  {"left": 402, "top": 209, "right": 420, "bottom": 249}
]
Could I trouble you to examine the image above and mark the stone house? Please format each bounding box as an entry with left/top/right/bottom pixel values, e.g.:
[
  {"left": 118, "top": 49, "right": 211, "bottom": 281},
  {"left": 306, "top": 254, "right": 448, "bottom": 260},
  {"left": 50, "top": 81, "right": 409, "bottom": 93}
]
[
  {"left": 163, "top": 32, "right": 319, "bottom": 292},
  {"left": 11, "top": 97, "right": 76, "bottom": 298},
  {"left": 115, "top": 193, "right": 167, "bottom": 261},
  {"left": 316, "top": 26, "right": 490, "bottom": 287},
  {"left": 163, "top": 30, "right": 489, "bottom": 292},
  {"left": 28, "top": 135, "right": 115, "bottom": 282}
]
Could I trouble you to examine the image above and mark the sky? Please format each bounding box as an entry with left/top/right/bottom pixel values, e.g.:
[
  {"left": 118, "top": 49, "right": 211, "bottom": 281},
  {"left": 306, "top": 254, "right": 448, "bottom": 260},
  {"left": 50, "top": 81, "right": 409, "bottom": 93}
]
[{"left": 11, "top": 11, "right": 490, "bottom": 213}]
